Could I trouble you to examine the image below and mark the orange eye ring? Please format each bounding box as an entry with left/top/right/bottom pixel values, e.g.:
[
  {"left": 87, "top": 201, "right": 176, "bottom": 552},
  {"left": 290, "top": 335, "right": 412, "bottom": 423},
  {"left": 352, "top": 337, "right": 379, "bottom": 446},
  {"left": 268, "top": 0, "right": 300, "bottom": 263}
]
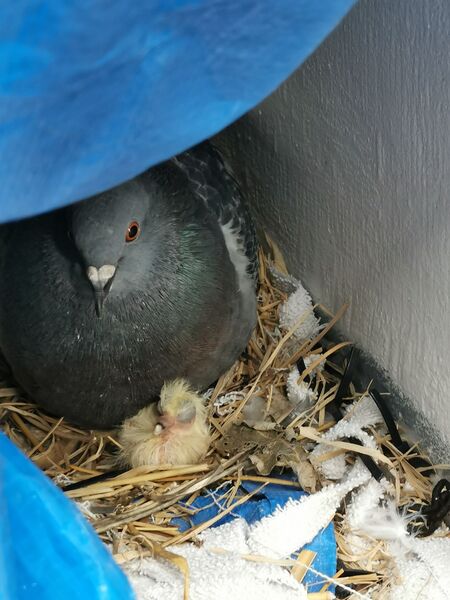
[{"left": 126, "top": 220, "right": 140, "bottom": 242}]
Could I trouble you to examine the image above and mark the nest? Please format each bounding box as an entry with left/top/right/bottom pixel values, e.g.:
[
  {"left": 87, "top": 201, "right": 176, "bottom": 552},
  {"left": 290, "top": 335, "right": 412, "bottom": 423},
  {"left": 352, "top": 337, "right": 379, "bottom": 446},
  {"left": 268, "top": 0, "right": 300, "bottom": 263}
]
[{"left": 0, "top": 239, "right": 445, "bottom": 599}]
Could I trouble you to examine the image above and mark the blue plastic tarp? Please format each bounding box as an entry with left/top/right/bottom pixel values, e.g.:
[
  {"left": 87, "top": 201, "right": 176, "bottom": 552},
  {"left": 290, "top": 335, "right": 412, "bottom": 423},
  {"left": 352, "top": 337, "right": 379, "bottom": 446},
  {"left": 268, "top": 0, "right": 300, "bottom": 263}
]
[
  {"left": 0, "top": 432, "right": 134, "bottom": 600},
  {"left": 0, "top": 0, "right": 355, "bottom": 223}
]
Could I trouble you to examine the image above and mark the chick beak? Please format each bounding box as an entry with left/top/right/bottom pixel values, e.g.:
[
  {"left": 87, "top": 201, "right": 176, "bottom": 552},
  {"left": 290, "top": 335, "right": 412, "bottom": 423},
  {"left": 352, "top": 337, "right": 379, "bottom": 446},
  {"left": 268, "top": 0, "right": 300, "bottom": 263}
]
[
  {"left": 86, "top": 265, "right": 116, "bottom": 317},
  {"left": 157, "top": 414, "right": 176, "bottom": 429}
]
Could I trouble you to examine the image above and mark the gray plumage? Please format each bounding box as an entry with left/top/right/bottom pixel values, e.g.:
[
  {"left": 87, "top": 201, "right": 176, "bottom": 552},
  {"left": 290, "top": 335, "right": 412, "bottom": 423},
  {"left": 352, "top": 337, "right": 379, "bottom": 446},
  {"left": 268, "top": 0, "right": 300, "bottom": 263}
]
[{"left": 0, "top": 142, "right": 257, "bottom": 428}]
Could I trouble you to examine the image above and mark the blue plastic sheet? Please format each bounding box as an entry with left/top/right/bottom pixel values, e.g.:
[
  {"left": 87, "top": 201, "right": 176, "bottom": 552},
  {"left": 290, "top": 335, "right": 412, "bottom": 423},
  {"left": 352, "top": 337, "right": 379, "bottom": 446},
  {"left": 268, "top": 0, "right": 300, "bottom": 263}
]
[
  {"left": 0, "top": 433, "right": 134, "bottom": 600},
  {"left": 0, "top": 0, "right": 355, "bottom": 223},
  {"left": 172, "top": 479, "right": 336, "bottom": 593}
]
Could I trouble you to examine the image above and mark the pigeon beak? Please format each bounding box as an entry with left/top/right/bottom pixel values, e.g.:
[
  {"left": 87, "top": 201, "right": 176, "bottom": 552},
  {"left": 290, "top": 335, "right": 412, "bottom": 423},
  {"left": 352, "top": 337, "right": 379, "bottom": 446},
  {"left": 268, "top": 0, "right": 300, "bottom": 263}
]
[{"left": 86, "top": 265, "right": 116, "bottom": 317}]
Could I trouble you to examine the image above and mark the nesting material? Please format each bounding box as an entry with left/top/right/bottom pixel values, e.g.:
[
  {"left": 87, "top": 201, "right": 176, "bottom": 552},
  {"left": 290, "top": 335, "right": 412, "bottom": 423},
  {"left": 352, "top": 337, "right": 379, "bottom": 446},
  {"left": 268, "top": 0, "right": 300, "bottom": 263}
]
[
  {"left": 286, "top": 366, "right": 317, "bottom": 411},
  {"left": 119, "top": 379, "right": 210, "bottom": 467},
  {"left": 0, "top": 239, "right": 447, "bottom": 600},
  {"left": 386, "top": 537, "right": 450, "bottom": 600},
  {"left": 279, "top": 279, "right": 321, "bottom": 342},
  {"left": 248, "top": 460, "right": 371, "bottom": 559},
  {"left": 309, "top": 394, "right": 383, "bottom": 480},
  {"left": 126, "top": 516, "right": 310, "bottom": 600}
]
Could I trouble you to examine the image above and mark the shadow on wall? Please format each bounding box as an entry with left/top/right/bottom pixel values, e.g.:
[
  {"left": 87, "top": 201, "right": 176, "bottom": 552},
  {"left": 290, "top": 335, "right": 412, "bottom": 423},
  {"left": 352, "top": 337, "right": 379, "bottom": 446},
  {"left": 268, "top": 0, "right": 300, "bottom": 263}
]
[{"left": 215, "top": 0, "right": 450, "bottom": 462}]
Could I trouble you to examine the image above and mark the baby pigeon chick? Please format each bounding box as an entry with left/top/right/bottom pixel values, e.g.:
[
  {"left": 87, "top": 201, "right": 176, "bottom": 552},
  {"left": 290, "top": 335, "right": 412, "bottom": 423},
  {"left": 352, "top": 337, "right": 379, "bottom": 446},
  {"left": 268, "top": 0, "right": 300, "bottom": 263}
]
[{"left": 119, "top": 379, "right": 210, "bottom": 467}]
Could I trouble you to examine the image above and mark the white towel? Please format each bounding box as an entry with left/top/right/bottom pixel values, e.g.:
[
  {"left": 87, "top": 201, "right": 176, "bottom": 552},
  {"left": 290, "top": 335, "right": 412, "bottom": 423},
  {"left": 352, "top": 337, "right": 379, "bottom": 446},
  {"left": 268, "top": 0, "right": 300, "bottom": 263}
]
[
  {"left": 125, "top": 461, "right": 371, "bottom": 600},
  {"left": 125, "top": 517, "right": 308, "bottom": 600},
  {"left": 248, "top": 460, "right": 371, "bottom": 557},
  {"left": 387, "top": 537, "right": 450, "bottom": 600}
]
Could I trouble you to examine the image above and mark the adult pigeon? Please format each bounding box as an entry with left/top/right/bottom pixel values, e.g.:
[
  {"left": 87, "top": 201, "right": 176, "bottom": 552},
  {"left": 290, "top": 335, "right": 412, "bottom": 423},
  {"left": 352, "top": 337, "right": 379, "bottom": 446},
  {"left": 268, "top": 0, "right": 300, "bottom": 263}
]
[{"left": 0, "top": 142, "right": 258, "bottom": 429}]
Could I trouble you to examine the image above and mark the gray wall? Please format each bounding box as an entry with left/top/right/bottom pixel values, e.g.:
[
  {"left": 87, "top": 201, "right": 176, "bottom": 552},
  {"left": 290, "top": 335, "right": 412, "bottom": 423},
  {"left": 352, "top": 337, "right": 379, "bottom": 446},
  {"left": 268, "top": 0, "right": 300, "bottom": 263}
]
[{"left": 216, "top": 0, "right": 450, "bottom": 457}]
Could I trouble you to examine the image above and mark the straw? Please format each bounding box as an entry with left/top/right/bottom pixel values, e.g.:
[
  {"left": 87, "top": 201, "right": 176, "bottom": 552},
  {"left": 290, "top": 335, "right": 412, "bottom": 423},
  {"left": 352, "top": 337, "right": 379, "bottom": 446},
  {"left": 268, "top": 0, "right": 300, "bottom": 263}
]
[{"left": 0, "top": 238, "right": 437, "bottom": 597}]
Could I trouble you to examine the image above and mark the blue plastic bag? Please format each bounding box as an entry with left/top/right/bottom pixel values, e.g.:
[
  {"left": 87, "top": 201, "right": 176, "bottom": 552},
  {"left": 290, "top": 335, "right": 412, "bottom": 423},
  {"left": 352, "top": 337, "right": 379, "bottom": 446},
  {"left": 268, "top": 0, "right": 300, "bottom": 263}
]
[
  {"left": 0, "top": 0, "right": 355, "bottom": 222},
  {"left": 0, "top": 433, "right": 134, "bottom": 600}
]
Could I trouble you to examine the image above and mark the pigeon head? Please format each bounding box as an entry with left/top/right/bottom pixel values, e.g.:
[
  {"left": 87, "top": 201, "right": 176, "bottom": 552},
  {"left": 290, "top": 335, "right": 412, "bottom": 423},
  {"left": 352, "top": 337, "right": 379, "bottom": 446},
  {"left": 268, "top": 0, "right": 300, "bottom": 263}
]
[{"left": 68, "top": 178, "right": 150, "bottom": 316}]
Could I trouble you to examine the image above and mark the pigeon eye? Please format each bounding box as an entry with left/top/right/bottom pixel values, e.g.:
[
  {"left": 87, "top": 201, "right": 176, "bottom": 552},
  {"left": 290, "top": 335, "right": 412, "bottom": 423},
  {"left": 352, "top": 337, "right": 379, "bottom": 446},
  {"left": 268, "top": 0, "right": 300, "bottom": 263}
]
[{"left": 126, "top": 221, "right": 140, "bottom": 242}]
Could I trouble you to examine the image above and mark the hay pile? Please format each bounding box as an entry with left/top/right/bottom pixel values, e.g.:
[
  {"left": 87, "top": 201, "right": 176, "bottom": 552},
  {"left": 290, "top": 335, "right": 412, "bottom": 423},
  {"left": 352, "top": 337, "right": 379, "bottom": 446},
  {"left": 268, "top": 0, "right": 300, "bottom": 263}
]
[{"left": 0, "top": 241, "right": 444, "bottom": 598}]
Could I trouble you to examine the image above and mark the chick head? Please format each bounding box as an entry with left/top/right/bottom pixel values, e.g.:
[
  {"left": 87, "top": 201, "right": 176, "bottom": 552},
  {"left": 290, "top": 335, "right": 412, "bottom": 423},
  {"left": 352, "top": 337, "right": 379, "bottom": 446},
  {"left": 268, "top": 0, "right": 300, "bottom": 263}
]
[
  {"left": 119, "top": 378, "right": 210, "bottom": 467},
  {"left": 157, "top": 379, "right": 206, "bottom": 427}
]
